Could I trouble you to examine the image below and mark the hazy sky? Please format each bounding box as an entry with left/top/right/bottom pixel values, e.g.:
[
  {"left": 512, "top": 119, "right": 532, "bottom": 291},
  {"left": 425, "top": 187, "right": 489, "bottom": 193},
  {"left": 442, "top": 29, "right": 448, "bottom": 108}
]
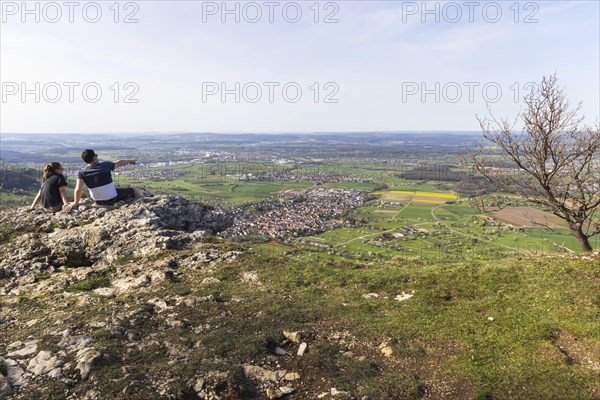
[{"left": 1, "top": 0, "right": 598, "bottom": 133}]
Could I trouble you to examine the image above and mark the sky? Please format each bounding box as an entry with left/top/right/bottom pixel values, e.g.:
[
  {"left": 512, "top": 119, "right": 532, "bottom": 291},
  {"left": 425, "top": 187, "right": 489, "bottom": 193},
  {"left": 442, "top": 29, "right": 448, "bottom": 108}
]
[{"left": 0, "top": 0, "right": 599, "bottom": 133}]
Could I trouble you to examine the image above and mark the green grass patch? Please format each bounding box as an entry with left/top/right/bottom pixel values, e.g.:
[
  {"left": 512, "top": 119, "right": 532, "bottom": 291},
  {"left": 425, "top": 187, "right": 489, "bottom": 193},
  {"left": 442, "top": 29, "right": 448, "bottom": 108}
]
[
  {"left": 66, "top": 276, "right": 111, "bottom": 292},
  {"left": 233, "top": 252, "right": 600, "bottom": 399}
]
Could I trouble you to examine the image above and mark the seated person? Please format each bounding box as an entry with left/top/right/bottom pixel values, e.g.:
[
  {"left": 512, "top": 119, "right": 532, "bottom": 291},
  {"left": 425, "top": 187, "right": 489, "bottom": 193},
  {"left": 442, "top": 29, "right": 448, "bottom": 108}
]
[
  {"left": 27, "top": 162, "right": 72, "bottom": 213},
  {"left": 63, "top": 149, "right": 136, "bottom": 212}
]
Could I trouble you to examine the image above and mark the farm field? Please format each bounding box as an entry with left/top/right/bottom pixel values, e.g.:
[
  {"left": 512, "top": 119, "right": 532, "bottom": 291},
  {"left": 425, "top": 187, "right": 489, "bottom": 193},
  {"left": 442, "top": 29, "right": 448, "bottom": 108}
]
[
  {"left": 117, "top": 173, "right": 315, "bottom": 205},
  {"left": 0, "top": 191, "right": 30, "bottom": 209},
  {"left": 4, "top": 151, "right": 593, "bottom": 259},
  {"left": 319, "top": 181, "right": 380, "bottom": 191},
  {"left": 492, "top": 206, "right": 569, "bottom": 228},
  {"left": 276, "top": 194, "right": 582, "bottom": 262},
  {"left": 373, "top": 190, "right": 459, "bottom": 205},
  {"left": 113, "top": 165, "right": 584, "bottom": 260}
]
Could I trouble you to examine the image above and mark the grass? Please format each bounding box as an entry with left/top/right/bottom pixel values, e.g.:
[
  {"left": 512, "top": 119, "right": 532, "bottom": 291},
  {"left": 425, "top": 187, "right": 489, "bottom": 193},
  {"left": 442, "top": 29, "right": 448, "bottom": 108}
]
[
  {"left": 253, "top": 254, "right": 600, "bottom": 399},
  {"left": 290, "top": 197, "right": 590, "bottom": 263},
  {"left": 3, "top": 239, "right": 599, "bottom": 399},
  {"left": 321, "top": 181, "right": 380, "bottom": 191},
  {"left": 65, "top": 276, "right": 111, "bottom": 292},
  {"left": 0, "top": 190, "right": 33, "bottom": 210},
  {"left": 117, "top": 175, "right": 316, "bottom": 205},
  {"left": 137, "top": 251, "right": 585, "bottom": 398}
]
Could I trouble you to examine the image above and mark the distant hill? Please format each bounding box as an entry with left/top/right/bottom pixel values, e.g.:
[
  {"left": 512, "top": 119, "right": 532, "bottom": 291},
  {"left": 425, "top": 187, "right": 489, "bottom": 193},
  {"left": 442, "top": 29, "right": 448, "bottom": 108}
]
[{"left": 1, "top": 132, "right": 484, "bottom": 163}]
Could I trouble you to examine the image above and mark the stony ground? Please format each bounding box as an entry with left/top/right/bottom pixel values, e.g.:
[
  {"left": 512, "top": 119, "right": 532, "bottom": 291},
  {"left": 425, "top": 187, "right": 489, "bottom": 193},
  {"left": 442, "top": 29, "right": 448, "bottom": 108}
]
[
  {"left": 0, "top": 195, "right": 395, "bottom": 399},
  {"left": 0, "top": 244, "right": 468, "bottom": 400},
  {"left": 1, "top": 195, "right": 599, "bottom": 400}
]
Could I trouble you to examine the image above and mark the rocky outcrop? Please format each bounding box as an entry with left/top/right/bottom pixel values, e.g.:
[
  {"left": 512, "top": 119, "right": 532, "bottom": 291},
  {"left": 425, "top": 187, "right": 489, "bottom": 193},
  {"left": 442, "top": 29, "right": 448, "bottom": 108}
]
[
  {"left": 0, "top": 195, "right": 233, "bottom": 280},
  {"left": 27, "top": 351, "right": 63, "bottom": 378},
  {"left": 0, "top": 192, "right": 405, "bottom": 400}
]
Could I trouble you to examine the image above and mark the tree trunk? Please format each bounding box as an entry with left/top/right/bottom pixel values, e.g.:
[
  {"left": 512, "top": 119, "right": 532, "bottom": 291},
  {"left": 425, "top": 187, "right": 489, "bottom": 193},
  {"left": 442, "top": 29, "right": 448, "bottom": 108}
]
[{"left": 570, "top": 223, "right": 593, "bottom": 252}]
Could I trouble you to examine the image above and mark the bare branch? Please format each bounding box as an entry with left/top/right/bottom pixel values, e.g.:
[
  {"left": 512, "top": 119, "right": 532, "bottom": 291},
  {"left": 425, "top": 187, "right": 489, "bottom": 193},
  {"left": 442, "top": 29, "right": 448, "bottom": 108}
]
[{"left": 468, "top": 74, "right": 600, "bottom": 252}]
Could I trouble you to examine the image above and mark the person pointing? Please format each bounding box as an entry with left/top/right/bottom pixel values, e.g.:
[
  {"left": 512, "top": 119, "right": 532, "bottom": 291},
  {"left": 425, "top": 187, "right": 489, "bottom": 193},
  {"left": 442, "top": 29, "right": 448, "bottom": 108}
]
[{"left": 63, "top": 149, "right": 136, "bottom": 212}]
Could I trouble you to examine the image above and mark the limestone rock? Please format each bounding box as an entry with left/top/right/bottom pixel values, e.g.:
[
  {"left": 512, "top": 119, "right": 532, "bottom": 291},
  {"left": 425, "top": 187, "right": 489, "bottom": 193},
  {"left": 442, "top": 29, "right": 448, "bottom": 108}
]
[
  {"left": 92, "top": 287, "right": 116, "bottom": 297},
  {"left": 112, "top": 275, "right": 151, "bottom": 292},
  {"left": 82, "top": 390, "right": 102, "bottom": 399},
  {"left": 395, "top": 290, "right": 415, "bottom": 301},
  {"left": 241, "top": 271, "right": 260, "bottom": 284},
  {"left": 266, "top": 388, "right": 284, "bottom": 399},
  {"left": 184, "top": 295, "right": 215, "bottom": 307},
  {"left": 193, "top": 377, "right": 205, "bottom": 394},
  {"left": 58, "top": 335, "right": 93, "bottom": 351},
  {"left": 3, "top": 359, "right": 25, "bottom": 388},
  {"left": 0, "top": 374, "right": 11, "bottom": 398},
  {"left": 380, "top": 346, "right": 393, "bottom": 357},
  {"left": 266, "top": 386, "right": 295, "bottom": 399},
  {"left": 284, "top": 372, "right": 300, "bottom": 381},
  {"left": 0, "top": 195, "right": 233, "bottom": 278},
  {"left": 280, "top": 386, "right": 295, "bottom": 394},
  {"left": 75, "top": 348, "right": 102, "bottom": 380},
  {"left": 191, "top": 370, "right": 230, "bottom": 399},
  {"left": 202, "top": 277, "right": 221, "bottom": 284},
  {"left": 243, "top": 365, "right": 285, "bottom": 382},
  {"left": 297, "top": 342, "right": 308, "bottom": 356},
  {"left": 6, "top": 341, "right": 22, "bottom": 351},
  {"left": 27, "top": 351, "right": 64, "bottom": 377},
  {"left": 283, "top": 331, "right": 303, "bottom": 343},
  {"left": 25, "top": 319, "right": 39, "bottom": 327},
  {"left": 379, "top": 339, "right": 395, "bottom": 357},
  {"left": 331, "top": 387, "right": 351, "bottom": 397},
  {"left": 363, "top": 293, "right": 380, "bottom": 300},
  {"left": 147, "top": 298, "right": 168, "bottom": 311},
  {"left": 6, "top": 340, "right": 38, "bottom": 358}
]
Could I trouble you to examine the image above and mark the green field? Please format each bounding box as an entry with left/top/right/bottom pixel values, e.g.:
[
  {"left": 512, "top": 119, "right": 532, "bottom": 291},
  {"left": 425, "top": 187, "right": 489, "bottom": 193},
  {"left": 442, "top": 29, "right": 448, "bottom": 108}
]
[
  {"left": 112, "top": 162, "right": 594, "bottom": 259},
  {"left": 117, "top": 169, "right": 315, "bottom": 204},
  {"left": 284, "top": 194, "right": 581, "bottom": 262},
  {"left": 7, "top": 159, "right": 594, "bottom": 258},
  {"left": 0, "top": 191, "right": 32, "bottom": 209}
]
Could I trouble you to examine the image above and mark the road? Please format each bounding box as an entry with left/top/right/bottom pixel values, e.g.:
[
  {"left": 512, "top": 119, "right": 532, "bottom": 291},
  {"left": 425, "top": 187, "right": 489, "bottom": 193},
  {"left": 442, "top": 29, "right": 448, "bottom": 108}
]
[
  {"left": 430, "top": 204, "right": 528, "bottom": 256},
  {"left": 335, "top": 196, "right": 416, "bottom": 247}
]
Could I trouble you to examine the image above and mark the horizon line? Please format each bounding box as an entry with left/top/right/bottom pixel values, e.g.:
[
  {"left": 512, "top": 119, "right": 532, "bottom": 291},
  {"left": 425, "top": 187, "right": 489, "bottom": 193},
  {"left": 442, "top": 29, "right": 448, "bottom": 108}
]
[{"left": 0, "top": 130, "right": 483, "bottom": 136}]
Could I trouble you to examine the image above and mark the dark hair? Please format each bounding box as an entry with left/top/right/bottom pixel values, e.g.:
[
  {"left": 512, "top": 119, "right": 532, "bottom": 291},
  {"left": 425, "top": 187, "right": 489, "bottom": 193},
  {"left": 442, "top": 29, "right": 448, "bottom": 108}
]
[
  {"left": 81, "top": 149, "right": 96, "bottom": 164},
  {"left": 43, "top": 162, "right": 63, "bottom": 181}
]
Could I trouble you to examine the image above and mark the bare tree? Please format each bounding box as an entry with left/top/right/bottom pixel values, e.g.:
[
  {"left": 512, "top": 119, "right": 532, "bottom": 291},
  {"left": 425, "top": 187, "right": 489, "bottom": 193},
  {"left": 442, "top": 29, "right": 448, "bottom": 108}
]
[{"left": 469, "top": 74, "right": 600, "bottom": 252}]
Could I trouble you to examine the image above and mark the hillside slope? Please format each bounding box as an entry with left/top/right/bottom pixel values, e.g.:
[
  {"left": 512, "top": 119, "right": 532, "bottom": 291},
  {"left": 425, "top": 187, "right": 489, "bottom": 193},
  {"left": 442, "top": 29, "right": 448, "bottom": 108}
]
[{"left": 0, "top": 195, "right": 599, "bottom": 400}]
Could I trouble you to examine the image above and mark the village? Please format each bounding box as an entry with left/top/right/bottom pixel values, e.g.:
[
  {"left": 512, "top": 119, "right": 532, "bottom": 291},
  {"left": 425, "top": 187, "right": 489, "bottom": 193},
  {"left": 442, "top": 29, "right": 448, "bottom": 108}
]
[
  {"left": 232, "top": 170, "right": 373, "bottom": 185},
  {"left": 223, "top": 188, "right": 368, "bottom": 239}
]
